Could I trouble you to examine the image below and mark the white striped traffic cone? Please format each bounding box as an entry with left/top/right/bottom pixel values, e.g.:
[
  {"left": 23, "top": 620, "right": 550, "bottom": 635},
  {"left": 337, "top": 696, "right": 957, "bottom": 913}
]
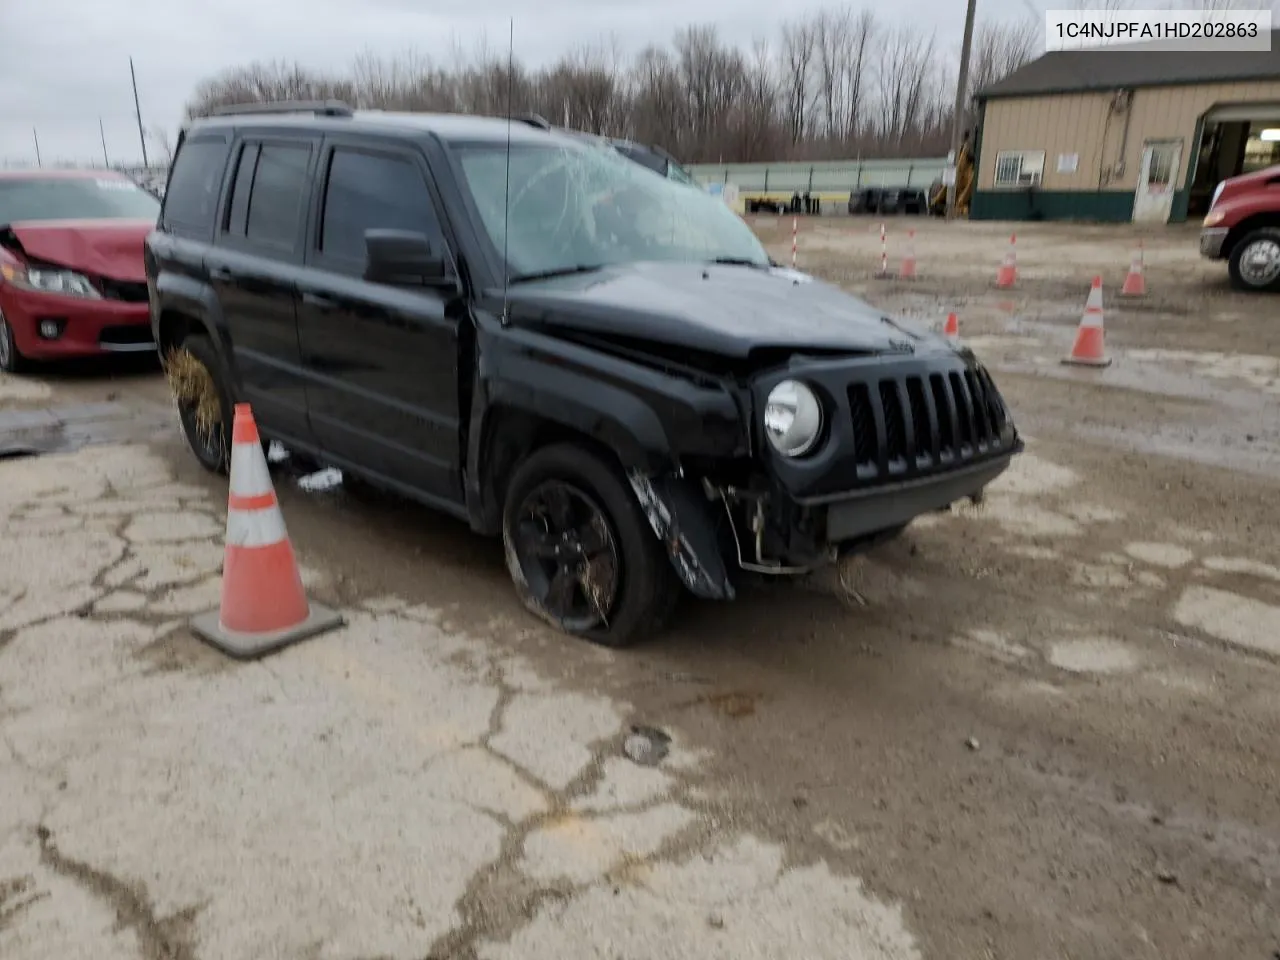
[
  {"left": 899, "top": 230, "right": 918, "bottom": 279},
  {"left": 1121, "top": 242, "right": 1146, "bottom": 296},
  {"left": 996, "top": 233, "right": 1017, "bottom": 287},
  {"left": 1063, "top": 276, "right": 1112, "bottom": 367},
  {"left": 189, "top": 403, "right": 343, "bottom": 659}
]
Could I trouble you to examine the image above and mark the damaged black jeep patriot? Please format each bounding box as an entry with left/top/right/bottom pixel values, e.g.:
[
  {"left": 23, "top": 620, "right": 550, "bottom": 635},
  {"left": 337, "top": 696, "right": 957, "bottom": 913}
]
[{"left": 145, "top": 100, "right": 1023, "bottom": 647}]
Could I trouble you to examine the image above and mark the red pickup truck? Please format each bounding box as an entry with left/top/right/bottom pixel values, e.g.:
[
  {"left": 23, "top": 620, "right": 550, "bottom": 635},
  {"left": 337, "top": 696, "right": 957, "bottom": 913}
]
[{"left": 1199, "top": 163, "right": 1280, "bottom": 293}]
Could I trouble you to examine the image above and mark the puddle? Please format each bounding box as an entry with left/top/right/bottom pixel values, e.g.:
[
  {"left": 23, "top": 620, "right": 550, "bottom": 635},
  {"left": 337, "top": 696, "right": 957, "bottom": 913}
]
[
  {"left": 1073, "top": 422, "right": 1280, "bottom": 481},
  {"left": 0, "top": 402, "right": 170, "bottom": 457},
  {"left": 1127, "top": 349, "right": 1280, "bottom": 395},
  {"left": 1124, "top": 542, "right": 1196, "bottom": 569},
  {"left": 1172, "top": 586, "right": 1280, "bottom": 659},
  {"left": 1048, "top": 638, "right": 1141, "bottom": 675},
  {"left": 986, "top": 452, "right": 1079, "bottom": 497},
  {"left": 1201, "top": 556, "right": 1280, "bottom": 582}
]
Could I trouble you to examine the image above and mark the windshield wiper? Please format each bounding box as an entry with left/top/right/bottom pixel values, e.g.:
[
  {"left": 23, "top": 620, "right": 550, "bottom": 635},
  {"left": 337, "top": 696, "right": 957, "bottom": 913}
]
[
  {"left": 508, "top": 264, "right": 606, "bottom": 284},
  {"left": 707, "top": 257, "right": 769, "bottom": 268}
]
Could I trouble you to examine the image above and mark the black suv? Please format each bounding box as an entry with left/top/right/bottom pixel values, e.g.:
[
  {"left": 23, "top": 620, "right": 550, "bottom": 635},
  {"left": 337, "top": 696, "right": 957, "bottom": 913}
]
[{"left": 145, "top": 100, "right": 1023, "bottom": 647}]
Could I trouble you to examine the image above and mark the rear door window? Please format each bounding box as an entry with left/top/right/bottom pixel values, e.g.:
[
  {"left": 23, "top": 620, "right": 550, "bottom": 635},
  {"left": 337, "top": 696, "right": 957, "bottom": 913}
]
[
  {"left": 244, "top": 142, "right": 313, "bottom": 251},
  {"left": 160, "top": 135, "right": 231, "bottom": 239}
]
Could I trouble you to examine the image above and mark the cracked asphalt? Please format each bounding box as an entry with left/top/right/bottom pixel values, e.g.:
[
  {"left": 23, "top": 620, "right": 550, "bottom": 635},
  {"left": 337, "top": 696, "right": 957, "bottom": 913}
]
[
  {"left": 2, "top": 219, "right": 1279, "bottom": 960},
  {"left": 0, "top": 427, "right": 916, "bottom": 960}
]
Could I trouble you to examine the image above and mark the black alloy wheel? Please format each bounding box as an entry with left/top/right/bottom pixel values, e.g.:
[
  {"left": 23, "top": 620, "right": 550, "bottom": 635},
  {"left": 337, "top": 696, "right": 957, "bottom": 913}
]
[
  {"left": 501, "top": 442, "right": 680, "bottom": 647},
  {"left": 510, "top": 479, "right": 622, "bottom": 633}
]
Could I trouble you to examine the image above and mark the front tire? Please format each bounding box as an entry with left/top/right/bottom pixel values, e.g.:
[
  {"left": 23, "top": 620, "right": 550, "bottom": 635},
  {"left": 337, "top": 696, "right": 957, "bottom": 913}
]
[
  {"left": 501, "top": 442, "right": 679, "bottom": 648},
  {"left": 1228, "top": 227, "right": 1280, "bottom": 293}
]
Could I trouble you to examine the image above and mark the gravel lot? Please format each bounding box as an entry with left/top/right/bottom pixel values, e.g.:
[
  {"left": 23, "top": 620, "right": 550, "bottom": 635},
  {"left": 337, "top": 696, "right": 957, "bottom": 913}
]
[{"left": 1, "top": 215, "right": 1277, "bottom": 960}]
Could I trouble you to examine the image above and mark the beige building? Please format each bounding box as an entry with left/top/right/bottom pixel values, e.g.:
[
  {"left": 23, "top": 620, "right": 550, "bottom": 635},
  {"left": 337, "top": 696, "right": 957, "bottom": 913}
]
[{"left": 971, "top": 33, "right": 1280, "bottom": 223}]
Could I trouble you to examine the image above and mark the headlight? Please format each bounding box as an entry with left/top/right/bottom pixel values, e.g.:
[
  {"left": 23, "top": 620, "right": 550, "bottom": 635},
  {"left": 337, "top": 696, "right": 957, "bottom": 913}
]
[
  {"left": 1209, "top": 181, "right": 1224, "bottom": 210},
  {"left": 10, "top": 265, "right": 101, "bottom": 299},
  {"left": 764, "top": 379, "right": 823, "bottom": 457},
  {"left": 1203, "top": 210, "right": 1225, "bottom": 228}
]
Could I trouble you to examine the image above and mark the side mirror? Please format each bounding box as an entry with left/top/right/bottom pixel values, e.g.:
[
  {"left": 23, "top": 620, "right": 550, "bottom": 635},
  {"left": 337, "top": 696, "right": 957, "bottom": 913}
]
[{"left": 363, "top": 229, "right": 452, "bottom": 286}]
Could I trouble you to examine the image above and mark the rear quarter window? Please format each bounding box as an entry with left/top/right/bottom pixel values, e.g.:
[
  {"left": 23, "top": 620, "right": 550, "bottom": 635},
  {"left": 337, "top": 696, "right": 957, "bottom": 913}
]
[{"left": 160, "top": 135, "right": 231, "bottom": 239}]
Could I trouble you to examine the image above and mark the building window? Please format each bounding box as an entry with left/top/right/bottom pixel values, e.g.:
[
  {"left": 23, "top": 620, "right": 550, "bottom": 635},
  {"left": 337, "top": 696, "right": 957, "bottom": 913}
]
[{"left": 994, "top": 150, "right": 1045, "bottom": 188}]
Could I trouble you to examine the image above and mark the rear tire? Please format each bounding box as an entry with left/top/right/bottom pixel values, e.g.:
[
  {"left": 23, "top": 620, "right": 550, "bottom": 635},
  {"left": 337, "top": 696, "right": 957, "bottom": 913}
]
[
  {"left": 501, "top": 442, "right": 679, "bottom": 648},
  {"left": 167, "top": 333, "right": 234, "bottom": 475},
  {"left": 0, "top": 309, "right": 28, "bottom": 374},
  {"left": 1227, "top": 227, "right": 1280, "bottom": 293}
]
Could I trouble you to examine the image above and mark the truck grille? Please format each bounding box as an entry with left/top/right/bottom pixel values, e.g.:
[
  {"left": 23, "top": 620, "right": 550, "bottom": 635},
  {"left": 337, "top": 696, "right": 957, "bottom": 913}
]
[{"left": 847, "top": 365, "right": 1010, "bottom": 479}]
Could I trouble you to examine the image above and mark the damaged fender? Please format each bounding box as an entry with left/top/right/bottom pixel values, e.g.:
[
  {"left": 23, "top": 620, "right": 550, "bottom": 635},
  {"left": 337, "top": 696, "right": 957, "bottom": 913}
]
[{"left": 627, "top": 470, "right": 735, "bottom": 601}]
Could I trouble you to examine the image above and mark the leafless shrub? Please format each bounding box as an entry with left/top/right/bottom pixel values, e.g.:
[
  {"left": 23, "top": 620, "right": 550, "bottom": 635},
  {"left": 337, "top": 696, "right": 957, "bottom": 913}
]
[{"left": 183, "top": 8, "right": 1041, "bottom": 163}]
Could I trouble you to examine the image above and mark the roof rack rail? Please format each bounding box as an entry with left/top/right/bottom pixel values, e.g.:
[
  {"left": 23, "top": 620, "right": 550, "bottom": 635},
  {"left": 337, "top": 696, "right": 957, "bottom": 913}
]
[
  {"left": 208, "top": 100, "right": 355, "bottom": 118},
  {"left": 511, "top": 113, "right": 552, "bottom": 130}
]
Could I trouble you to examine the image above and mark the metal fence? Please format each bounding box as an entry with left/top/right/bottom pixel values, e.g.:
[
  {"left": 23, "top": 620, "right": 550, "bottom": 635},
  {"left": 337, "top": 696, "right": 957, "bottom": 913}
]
[{"left": 687, "top": 158, "right": 947, "bottom": 195}]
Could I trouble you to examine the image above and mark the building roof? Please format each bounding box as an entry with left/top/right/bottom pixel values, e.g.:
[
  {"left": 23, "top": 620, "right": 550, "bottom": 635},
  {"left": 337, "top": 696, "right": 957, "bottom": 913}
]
[{"left": 978, "top": 31, "right": 1280, "bottom": 100}]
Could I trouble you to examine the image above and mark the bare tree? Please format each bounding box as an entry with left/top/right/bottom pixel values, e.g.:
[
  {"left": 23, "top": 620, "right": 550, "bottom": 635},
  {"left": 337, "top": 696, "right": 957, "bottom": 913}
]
[
  {"left": 146, "top": 125, "right": 175, "bottom": 165},
  {"left": 779, "top": 17, "right": 816, "bottom": 146},
  {"left": 965, "top": 20, "right": 1040, "bottom": 128},
  {"left": 841, "top": 10, "right": 876, "bottom": 145},
  {"left": 182, "top": 8, "right": 1041, "bottom": 165}
]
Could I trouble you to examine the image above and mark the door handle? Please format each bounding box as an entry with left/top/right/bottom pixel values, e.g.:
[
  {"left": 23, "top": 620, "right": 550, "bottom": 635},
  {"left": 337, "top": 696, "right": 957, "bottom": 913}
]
[{"left": 300, "top": 291, "right": 338, "bottom": 311}]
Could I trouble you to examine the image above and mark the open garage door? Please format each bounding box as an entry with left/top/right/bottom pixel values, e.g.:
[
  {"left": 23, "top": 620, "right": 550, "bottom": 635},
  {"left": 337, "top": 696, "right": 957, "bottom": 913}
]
[
  {"left": 1203, "top": 103, "right": 1280, "bottom": 124},
  {"left": 1188, "top": 102, "right": 1280, "bottom": 216}
]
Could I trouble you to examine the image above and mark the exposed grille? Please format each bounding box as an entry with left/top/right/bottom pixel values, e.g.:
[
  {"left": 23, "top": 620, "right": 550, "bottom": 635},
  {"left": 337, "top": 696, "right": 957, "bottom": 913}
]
[
  {"left": 846, "top": 364, "right": 1010, "bottom": 479},
  {"left": 98, "top": 277, "right": 149, "bottom": 303}
]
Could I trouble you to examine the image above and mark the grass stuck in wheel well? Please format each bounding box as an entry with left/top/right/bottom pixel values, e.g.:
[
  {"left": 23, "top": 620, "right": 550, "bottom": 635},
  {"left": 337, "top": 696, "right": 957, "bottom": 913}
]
[{"left": 163, "top": 344, "right": 222, "bottom": 444}]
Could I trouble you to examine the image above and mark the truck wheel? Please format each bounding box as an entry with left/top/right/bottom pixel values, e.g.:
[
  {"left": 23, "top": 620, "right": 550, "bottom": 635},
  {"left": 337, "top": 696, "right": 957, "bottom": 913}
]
[
  {"left": 0, "top": 308, "right": 28, "bottom": 374},
  {"left": 166, "top": 333, "right": 234, "bottom": 475},
  {"left": 1227, "top": 227, "right": 1280, "bottom": 293},
  {"left": 501, "top": 442, "right": 679, "bottom": 648}
]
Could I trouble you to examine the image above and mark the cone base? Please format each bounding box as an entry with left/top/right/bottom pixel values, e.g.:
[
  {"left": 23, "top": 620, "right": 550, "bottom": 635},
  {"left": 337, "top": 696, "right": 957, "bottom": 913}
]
[
  {"left": 190, "top": 602, "right": 344, "bottom": 661},
  {"left": 1062, "top": 354, "right": 1112, "bottom": 368}
]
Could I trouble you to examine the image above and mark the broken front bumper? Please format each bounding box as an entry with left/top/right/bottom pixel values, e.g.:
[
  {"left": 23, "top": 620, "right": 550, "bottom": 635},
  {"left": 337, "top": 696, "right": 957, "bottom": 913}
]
[{"left": 630, "top": 349, "right": 1023, "bottom": 600}]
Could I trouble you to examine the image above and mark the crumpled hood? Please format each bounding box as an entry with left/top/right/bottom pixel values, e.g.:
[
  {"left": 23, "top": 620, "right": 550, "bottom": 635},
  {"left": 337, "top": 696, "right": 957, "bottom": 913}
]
[
  {"left": 499, "top": 261, "right": 940, "bottom": 359},
  {"left": 1, "top": 219, "right": 154, "bottom": 282}
]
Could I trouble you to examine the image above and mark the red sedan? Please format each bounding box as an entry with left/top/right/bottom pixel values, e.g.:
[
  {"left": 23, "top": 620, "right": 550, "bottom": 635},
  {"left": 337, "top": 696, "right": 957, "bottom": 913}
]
[{"left": 0, "top": 169, "right": 161, "bottom": 372}]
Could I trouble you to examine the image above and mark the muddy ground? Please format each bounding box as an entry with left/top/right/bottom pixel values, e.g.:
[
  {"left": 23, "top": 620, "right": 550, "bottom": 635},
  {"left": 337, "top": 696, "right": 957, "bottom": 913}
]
[{"left": 1, "top": 217, "right": 1278, "bottom": 960}]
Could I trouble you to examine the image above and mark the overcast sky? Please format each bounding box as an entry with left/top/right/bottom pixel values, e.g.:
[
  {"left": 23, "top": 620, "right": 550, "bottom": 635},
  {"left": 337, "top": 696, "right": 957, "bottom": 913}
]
[{"left": 1, "top": 0, "right": 1072, "bottom": 166}]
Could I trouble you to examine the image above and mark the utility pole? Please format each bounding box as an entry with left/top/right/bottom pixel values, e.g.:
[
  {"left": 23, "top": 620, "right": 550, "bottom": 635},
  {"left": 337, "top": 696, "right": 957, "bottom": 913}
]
[
  {"left": 99, "top": 117, "right": 111, "bottom": 167},
  {"left": 130, "top": 56, "right": 149, "bottom": 167},
  {"left": 946, "top": 0, "right": 978, "bottom": 221},
  {"left": 32, "top": 127, "right": 42, "bottom": 167}
]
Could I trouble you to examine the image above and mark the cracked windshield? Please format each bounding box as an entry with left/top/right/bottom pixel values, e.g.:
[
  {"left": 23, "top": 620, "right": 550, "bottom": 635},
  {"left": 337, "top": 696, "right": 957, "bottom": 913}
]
[{"left": 456, "top": 141, "right": 769, "bottom": 278}]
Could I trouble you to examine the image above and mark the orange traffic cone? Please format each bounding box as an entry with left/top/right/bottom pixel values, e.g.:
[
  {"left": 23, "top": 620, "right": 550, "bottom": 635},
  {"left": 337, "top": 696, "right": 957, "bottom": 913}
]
[
  {"left": 996, "top": 233, "right": 1017, "bottom": 288},
  {"left": 942, "top": 312, "right": 959, "bottom": 340},
  {"left": 189, "top": 403, "right": 343, "bottom": 659},
  {"left": 899, "top": 230, "right": 918, "bottom": 279},
  {"left": 1063, "top": 276, "right": 1112, "bottom": 368},
  {"left": 1120, "top": 241, "right": 1146, "bottom": 297}
]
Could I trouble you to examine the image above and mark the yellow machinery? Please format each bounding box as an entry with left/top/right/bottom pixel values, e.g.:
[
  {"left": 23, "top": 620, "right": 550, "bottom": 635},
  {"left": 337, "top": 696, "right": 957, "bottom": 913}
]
[{"left": 929, "top": 137, "right": 975, "bottom": 216}]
